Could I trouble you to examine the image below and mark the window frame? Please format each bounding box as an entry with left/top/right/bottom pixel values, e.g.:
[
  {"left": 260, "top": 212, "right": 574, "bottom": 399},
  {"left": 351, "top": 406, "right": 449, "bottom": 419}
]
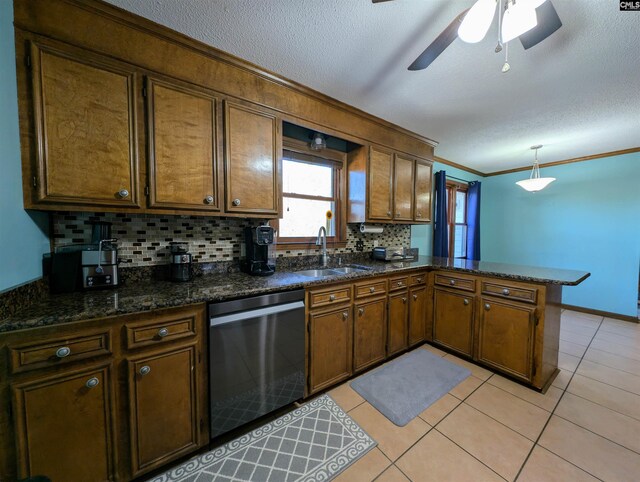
[
  {"left": 446, "top": 180, "right": 468, "bottom": 259},
  {"left": 274, "top": 137, "right": 347, "bottom": 250}
]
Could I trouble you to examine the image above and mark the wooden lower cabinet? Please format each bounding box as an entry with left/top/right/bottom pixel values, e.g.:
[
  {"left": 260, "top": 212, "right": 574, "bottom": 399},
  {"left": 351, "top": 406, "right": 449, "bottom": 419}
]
[
  {"left": 433, "top": 288, "right": 474, "bottom": 357},
  {"left": 11, "top": 363, "right": 117, "bottom": 482},
  {"left": 353, "top": 297, "right": 387, "bottom": 372},
  {"left": 408, "top": 286, "right": 428, "bottom": 346},
  {"left": 309, "top": 305, "right": 353, "bottom": 394},
  {"left": 127, "top": 344, "right": 201, "bottom": 477},
  {"left": 477, "top": 297, "right": 536, "bottom": 382},
  {"left": 387, "top": 291, "right": 408, "bottom": 356}
]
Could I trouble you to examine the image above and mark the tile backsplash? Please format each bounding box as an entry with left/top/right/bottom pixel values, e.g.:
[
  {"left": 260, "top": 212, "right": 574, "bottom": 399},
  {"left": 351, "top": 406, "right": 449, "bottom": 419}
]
[{"left": 51, "top": 212, "right": 411, "bottom": 267}]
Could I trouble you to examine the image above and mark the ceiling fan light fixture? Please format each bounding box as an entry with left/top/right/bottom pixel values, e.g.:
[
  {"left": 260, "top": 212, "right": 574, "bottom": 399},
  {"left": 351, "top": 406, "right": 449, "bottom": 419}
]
[
  {"left": 310, "top": 132, "right": 326, "bottom": 151},
  {"left": 458, "top": 0, "right": 497, "bottom": 43},
  {"left": 516, "top": 145, "right": 556, "bottom": 192},
  {"left": 501, "top": 0, "right": 538, "bottom": 43}
]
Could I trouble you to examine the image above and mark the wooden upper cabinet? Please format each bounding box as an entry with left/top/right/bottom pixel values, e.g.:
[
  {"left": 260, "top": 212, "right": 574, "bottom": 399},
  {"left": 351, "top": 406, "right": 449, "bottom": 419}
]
[
  {"left": 367, "top": 146, "right": 394, "bottom": 220},
  {"left": 29, "top": 40, "right": 139, "bottom": 208},
  {"left": 146, "top": 77, "right": 220, "bottom": 211},
  {"left": 224, "top": 101, "right": 280, "bottom": 216},
  {"left": 414, "top": 160, "right": 433, "bottom": 222},
  {"left": 12, "top": 363, "right": 116, "bottom": 482},
  {"left": 393, "top": 154, "right": 414, "bottom": 221}
]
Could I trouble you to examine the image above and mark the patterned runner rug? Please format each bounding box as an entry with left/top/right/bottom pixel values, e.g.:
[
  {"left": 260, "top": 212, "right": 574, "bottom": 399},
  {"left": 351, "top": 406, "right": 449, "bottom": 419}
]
[{"left": 149, "top": 394, "right": 376, "bottom": 482}]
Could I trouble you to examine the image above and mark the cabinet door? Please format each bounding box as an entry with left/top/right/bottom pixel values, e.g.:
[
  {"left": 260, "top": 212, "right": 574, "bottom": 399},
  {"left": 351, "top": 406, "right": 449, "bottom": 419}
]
[
  {"left": 30, "top": 41, "right": 138, "bottom": 208},
  {"left": 433, "top": 288, "right": 474, "bottom": 357},
  {"left": 128, "top": 344, "right": 201, "bottom": 477},
  {"left": 414, "top": 160, "right": 433, "bottom": 222},
  {"left": 354, "top": 298, "right": 387, "bottom": 372},
  {"left": 147, "top": 77, "right": 220, "bottom": 211},
  {"left": 393, "top": 154, "right": 414, "bottom": 221},
  {"left": 224, "top": 101, "right": 280, "bottom": 216},
  {"left": 408, "top": 286, "right": 428, "bottom": 346},
  {"left": 478, "top": 298, "right": 536, "bottom": 382},
  {"left": 367, "top": 146, "right": 393, "bottom": 220},
  {"left": 12, "top": 364, "right": 116, "bottom": 482},
  {"left": 309, "top": 306, "right": 353, "bottom": 394},
  {"left": 388, "top": 291, "right": 408, "bottom": 356}
]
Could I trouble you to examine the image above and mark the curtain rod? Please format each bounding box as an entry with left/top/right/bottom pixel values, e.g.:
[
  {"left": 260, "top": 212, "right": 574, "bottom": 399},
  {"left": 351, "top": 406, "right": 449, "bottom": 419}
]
[{"left": 446, "top": 175, "right": 472, "bottom": 183}]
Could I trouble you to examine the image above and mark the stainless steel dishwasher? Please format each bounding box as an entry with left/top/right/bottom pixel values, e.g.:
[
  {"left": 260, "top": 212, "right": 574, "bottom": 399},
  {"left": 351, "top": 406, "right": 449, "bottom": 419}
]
[{"left": 208, "top": 289, "right": 305, "bottom": 438}]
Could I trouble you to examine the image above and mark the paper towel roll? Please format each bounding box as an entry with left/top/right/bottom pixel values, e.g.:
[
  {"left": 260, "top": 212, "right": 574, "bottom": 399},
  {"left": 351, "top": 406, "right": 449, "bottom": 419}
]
[{"left": 359, "top": 224, "right": 384, "bottom": 234}]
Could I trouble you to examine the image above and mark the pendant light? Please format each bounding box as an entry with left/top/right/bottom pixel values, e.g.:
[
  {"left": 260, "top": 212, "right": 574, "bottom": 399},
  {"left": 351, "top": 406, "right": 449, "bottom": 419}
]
[
  {"left": 516, "top": 145, "right": 556, "bottom": 192},
  {"left": 502, "top": 0, "right": 538, "bottom": 43},
  {"left": 309, "top": 132, "right": 326, "bottom": 151}
]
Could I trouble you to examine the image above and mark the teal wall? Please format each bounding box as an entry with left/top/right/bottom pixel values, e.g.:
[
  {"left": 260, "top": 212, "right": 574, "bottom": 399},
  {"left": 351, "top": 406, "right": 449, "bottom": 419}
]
[
  {"left": 481, "top": 153, "right": 640, "bottom": 317},
  {"left": 0, "top": 1, "right": 50, "bottom": 292},
  {"left": 410, "top": 161, "right": 483, "bottom": 256}
]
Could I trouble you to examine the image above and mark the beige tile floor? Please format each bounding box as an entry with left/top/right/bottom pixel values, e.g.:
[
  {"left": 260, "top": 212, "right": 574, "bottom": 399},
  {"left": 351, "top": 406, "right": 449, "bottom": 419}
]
[{"left": 330, "top": 310, "right": 640, "bottom": 481}]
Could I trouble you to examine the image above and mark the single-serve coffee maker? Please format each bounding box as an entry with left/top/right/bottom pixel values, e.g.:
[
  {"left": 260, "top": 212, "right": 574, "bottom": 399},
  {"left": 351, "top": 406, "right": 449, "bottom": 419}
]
[
  {"left": 82, "top": 222, "right": 118, "bottom": 289},
  {"left": 170, "top": 242, "right": 193, "bottom": 282},
  {"left": 241, "top": 225, "right": 276, "bottom": 276}
]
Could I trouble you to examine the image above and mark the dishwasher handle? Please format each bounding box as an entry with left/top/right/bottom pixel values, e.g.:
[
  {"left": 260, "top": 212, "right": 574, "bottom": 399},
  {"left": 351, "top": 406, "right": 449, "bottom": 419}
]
[{"left": 209, "top": 300, "right": 305, "bottom": 327}]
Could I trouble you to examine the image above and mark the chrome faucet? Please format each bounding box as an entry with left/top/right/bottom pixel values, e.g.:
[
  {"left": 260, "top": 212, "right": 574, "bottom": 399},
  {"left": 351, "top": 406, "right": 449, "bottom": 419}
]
[{"left": 316, "top": 226, "right": 328, "bottom": 267}]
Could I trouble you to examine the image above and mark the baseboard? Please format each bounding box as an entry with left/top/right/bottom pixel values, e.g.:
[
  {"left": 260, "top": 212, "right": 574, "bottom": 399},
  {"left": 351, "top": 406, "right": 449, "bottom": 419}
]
[{"left": 562, "top": 304, "right": 638, "bottom": 323}]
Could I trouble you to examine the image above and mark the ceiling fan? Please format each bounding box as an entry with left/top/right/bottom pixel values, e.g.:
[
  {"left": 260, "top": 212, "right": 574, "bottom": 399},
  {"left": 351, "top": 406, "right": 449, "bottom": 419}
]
[{"left": 373, "top": 0, "right": 562, "bottom": 71}]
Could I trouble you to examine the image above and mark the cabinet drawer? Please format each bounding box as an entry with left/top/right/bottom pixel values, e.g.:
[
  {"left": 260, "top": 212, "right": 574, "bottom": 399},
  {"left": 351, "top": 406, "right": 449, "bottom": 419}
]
[
  {"left": 309, "top": 285, "right": 352, "bottom": 308},
  {"left": 125, "top": 314, "right": 197, "bottom": 350},
  {"left": 482, "top": 281, "right": 538, "bottom": 304},
  {"left": 354, "top": 279, "right": 387, "bottom": 299},
  {"left": 409, "top": 272, "right": 427, "bottom": 286},
  {"left": 434, "top": 273, "right": 476, "bottom": 292},
  {"left": 389, "top": 276, "right": 409, "bottom": 292},
  {"left": 10, "top": 331, "right": 112, "bottom": 374}
]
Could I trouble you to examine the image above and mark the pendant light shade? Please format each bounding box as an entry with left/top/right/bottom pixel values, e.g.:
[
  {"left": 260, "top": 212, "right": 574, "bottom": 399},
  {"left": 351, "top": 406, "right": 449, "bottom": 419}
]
[
  {"left": 516, "top": 145, "right": 556, "bottom": 192},
  {"left": 458, "top": 0, "right": 498, "bottom": 43},
  {"left": 502, "top": 0, "right": 538, "bottom": 43},
  {"left": 309, "top": 132, "right": 326, "bottom": 151}
]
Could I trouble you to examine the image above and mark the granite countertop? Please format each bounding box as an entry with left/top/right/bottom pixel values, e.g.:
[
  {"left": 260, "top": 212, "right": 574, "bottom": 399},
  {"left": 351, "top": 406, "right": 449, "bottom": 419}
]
[{"left": 0, "top": 256, "right": 589, "bottom": 334}]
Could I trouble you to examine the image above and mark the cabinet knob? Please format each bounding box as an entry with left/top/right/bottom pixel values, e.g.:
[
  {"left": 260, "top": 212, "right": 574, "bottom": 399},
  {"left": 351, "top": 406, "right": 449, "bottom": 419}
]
[
  {"left": 117, "top": 188, "right": 129, "bottom": 199},
  {"left": 342, "top": 312, "right": 348, "bottom": 320},
  {"left": 449, "top": 279, "right": 456, "bottom": 285},
  {"left": 463, "top": 299, "right": 469, "bottom": 305},
  {"left": 358, "top": 308, "right": 364, "bottom": 316},
  {"left": 139, "top": 365, "right": 151, "bottom": 376},
  {"left": 369, "top": 287, "right": 375, "bottom": 293},
  {"left": 329, "top": 294, "right": 336, "bottom": 301},
  {"left": 204, "top": 195, "right": 214, "bottom": 205},
  {"left": 413, "top": 294, "right": 418, "bottom": 300},
  {"left": 417, "top": 278, "right": 423, "bottom": 283},
  {"left": 157, "top": 327, "right": 169, "bottom": 338},
  {"left": 402, "top": 297, "right": 407, "bottom": 303},
  {"left": 417, "top": 212, "right": 422, "bottom": 217},
  {"left": 397, "top": 282, "right": 403, "bottom": 287},
  {"left": 85, "top": 377, "right": 99, "bottom": 389},
  {"left": 56, "top": 346, "right": 71, "bottom": 358},
  {"left": 396, "top": 212, "right": 401, "bottom": 216},
  {"left": 485, "top": 304, "right": 491, "bottom": 311},
  {"left": 387, "top": 211, "right": 392, "bottom": 216},
  {"left": 232, "top": 198, "right": 241, "bottom": 206},
  {"left": 502, "top": 289, "right": 510, "bottom": 296}
]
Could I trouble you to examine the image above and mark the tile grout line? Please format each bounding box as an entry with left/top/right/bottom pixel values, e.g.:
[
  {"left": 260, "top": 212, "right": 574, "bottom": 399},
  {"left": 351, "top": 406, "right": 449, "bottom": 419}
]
[{"left": 513, "top": 315, "right": 605, "bottom": 481}]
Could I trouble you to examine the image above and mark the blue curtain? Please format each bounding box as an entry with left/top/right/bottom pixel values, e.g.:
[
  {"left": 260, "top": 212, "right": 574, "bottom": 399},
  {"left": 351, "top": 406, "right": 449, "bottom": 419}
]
[
  {"left": 433, "top": 170, "right": 448, "bottom": 258},
  {"left": 466, "top": 181, "right": 481, "bottom": 261}
]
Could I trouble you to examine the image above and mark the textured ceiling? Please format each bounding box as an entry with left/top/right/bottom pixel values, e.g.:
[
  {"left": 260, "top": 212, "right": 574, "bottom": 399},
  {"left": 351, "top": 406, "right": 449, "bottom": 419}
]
[{"left": 105, "top": 0, "right": 640, "bottom": 173}]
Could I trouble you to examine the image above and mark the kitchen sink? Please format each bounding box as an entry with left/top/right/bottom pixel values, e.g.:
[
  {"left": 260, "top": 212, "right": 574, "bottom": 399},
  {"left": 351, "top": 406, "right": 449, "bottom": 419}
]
[
  {"left": 331, "top": 266, "right": 368, "bottom": 274},
  {"left": 295, "top": 265, "right": 371, "bottom": 278}
]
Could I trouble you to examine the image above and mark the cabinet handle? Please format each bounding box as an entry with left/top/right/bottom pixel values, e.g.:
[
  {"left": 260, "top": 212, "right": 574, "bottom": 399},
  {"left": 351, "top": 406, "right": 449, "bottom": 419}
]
[
  {"left": 358, "top": 308, "right": 364, "bottom": 316},
  {"left": 85, "top": 377, "right": 99, "bottom": 389},
  {"left": 402, "top": 297, "right": 407, "bottom": 303},
  {"left": 502, "top": 289, "right": 510, "bottom": 296},
  {"left": 232, "top": 198, "right": 241, "bottom": 206},
  {"left": 342, "top": 312, "right": 348, "bottom": 320},
  {"left": 157, "top": 327, "right": 169, "bottom": 338},
  {"left": 139, "top": 365, "right": 151, "bottom": 376},
  {"left": 55, "top": 346, "right": 71, "bottom": 358},
  {"left": 449, "top": 279, "right": 456, "bottom": 285},
  {"left": 369, "top": 287, "right": 375, "bottom": 293},
  {"left": 485, "top": 304, "right": 491, "bottom": 311},
  {"left": 329, "top": 294, "right": 336, "bottom": 301},
  {"left": 117, "top": 188, "right": 129, "bottom": 199},
  {"left": 387, "top": 211, "right": 392, "bottom": 216},
  {"left": 463, "top": 299, "right": 469, "bottom": 305},
  {"left": 204, "top": 195, "right": 214, "bottom": 205}
]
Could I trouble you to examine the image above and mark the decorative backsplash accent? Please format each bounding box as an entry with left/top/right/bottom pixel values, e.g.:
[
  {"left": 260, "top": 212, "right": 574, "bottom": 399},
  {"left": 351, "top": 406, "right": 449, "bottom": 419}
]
[{"left": 51, "top": 212, "right": 411, "bottom": 268}]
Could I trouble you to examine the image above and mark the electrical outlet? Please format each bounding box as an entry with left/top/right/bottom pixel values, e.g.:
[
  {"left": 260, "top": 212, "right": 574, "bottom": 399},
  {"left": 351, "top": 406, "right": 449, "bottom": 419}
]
[{"left": 373, "top": 240, "right": 379, "bottom": 247}]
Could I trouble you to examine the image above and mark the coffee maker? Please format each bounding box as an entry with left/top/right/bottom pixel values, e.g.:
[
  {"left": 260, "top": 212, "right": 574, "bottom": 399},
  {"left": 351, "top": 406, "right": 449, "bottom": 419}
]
[
  {"left": 241, "top": 225, "right": 276, "bottom": 276},
  {"left": 169, "top": 242, "right": 193, "bottom": 282}
]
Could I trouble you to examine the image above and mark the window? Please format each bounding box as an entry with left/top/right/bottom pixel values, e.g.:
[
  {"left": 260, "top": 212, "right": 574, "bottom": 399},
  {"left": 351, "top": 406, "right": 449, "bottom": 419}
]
[
  {"left": 276, "top": 143, "right": 345, "bottom": 247},
  {"left": 447, "top": 181, "right": 468, "bottom": 259}
]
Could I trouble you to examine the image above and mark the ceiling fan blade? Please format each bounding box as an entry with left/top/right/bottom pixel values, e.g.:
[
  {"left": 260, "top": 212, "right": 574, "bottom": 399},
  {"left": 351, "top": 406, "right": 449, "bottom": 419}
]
[
  {"left": 372, "top": 0, "right": 395, "bottom": 3},
  {"left": 519, "top": 0, "right": 562, "bottom": 50},
  {"left": 408, "top": 9, "right": 469, "bottom": 71}
]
